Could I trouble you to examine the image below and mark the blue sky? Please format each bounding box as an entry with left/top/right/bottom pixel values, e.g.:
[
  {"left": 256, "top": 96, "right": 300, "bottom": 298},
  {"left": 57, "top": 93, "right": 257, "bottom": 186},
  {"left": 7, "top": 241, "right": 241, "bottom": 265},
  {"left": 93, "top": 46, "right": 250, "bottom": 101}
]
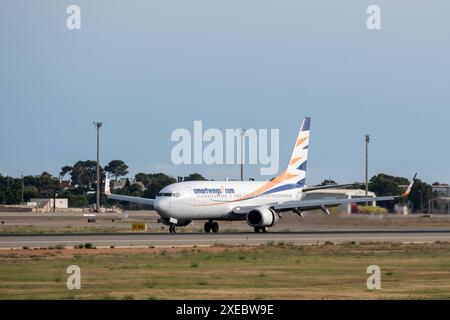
[{"left": 1, "top": 1, "right": 449, "bottom": 185}]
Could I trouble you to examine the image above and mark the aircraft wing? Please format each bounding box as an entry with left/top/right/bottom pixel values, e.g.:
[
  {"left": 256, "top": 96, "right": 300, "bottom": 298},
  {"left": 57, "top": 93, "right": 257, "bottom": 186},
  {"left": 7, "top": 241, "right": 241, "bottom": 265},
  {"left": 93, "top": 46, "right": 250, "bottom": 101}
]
[
  {"left": 104, "top": 177, "right": 155, "bottom": 206},
  {"left": 232, "top": 196, "right": 394, "bottom": 214},
  {"left": 302, "top": 183, "right": 363, "bottom": 192},
  {"left": 272, "top": 195, "right": 395, "bottom": 212},
  {"left": 234, "top": 174, "right": 416, "bottom": 214},
  {"left": 107, "top": 193, "right": 155, "bottom": 206}
]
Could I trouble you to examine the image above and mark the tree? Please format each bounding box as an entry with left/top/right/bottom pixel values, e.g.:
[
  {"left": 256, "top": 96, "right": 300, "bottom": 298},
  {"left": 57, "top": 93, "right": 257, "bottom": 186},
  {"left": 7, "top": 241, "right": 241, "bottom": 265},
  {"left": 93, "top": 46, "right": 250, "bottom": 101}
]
[
  {"left": 368, "top": 173, "right": 435, "bottom": 212},
  {"left": 183, "top": 173, "right": 206, "bottom": 181},
  {"left": 128, "top": 183, "right": 143, "bottom": 195},
  {"left": 408, "top": 179, "right": 436, "bottom": 212},
  {"left": 0, "top": 173, "right": 63, "bottom": 203},
  {"left": 107, "top": 173, "right": 175, "bottom": 209},
  {"left": 135, "top": 172, "right": 152, "bottom": 186},
  {"left": 0, "top": 190, "right": 6, "bottom": 204},
  {"left": 137, "top": 173, "right": 177, "bottom": 199},
  {"left": 41, "top": 171, "right": 52, "bottom": 177},
  {"left": 369, "top": 174, "right": 407, "bottom": 211},
  {"left": 105, "top": 160, "right": 129, "bottom": 181},
  {"left": 24, "top": 173, "right": 61, "bottom": 199},
  {"left": 320, "top": 179, "right": 336, "bottom": 186},
  {"left": 70, "top": 160, "right": 102, "bottom": 190},
  {"left": 60, "top": 166, "right": 73, "bottom": 180}
]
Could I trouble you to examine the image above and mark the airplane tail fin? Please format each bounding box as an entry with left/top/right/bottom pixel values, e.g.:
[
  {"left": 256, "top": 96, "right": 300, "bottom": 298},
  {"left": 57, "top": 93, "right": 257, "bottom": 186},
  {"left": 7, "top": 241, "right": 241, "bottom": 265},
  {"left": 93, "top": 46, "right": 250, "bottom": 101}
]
[
  {"left": 271, "top": 117, "right": 310, "bottom": 188},
  {"left": 284, "top": 117, "right": 310, "bottom": 187}
]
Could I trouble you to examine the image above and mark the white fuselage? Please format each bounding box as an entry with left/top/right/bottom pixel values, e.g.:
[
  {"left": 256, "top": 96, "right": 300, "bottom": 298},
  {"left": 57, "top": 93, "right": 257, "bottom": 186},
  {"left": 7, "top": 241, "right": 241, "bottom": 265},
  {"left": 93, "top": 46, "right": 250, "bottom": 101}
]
[{"left": 154, "top": 181, "right": 304, "bottom": 221}]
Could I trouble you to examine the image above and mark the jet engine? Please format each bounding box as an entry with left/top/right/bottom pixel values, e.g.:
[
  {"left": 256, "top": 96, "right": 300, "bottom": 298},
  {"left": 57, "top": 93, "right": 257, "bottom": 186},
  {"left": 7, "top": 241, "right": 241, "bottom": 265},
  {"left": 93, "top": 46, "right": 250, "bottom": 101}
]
[{"left": 246, "top": 207, "right": 279, "bottom": 228}]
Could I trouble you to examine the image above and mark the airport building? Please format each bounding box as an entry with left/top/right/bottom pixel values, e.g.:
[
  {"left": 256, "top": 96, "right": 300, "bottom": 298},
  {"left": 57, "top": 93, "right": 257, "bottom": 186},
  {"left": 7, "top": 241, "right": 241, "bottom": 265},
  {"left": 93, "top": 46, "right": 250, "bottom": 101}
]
[
  {"left": 28, "top": 198, "right": 68, "bottom": 212},
  {"left": 112, "top": 178, "right": 145, "bottom": 191},
  {"left": 304, "top": 189, "right": 376, "bottom": 214},
  {"left": 430, "top": 184, "right": 450, "bottom": 214},
  {"left": 112, "top": 178, "right": 128, "bottom": 190},
  {"left": 432, "top": 184, "right": 450, "bottom": 197}
]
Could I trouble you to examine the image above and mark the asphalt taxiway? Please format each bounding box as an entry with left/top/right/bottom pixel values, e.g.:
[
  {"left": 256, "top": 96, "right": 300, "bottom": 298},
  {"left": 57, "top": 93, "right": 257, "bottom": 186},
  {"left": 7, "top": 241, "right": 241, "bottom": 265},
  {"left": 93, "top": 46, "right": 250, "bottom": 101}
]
[{"left": 1, "top": 228, "right": 450, "bottom": 248}]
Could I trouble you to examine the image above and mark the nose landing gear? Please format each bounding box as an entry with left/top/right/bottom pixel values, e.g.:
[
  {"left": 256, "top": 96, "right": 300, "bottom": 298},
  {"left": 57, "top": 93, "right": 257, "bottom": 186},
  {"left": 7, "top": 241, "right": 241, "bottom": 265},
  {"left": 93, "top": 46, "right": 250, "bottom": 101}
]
[
  {"left": 204, "top": 220, "right": 219, "bottom": 233},
  {"left": 169, "top": 225, "right": 176, "bottom": 234}
]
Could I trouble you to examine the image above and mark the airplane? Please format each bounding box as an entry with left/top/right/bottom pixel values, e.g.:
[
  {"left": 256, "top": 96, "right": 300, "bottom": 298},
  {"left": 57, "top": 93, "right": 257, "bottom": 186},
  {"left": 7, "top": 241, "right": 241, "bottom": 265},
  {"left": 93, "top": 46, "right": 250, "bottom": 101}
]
[{"left": 105, "top": 117, "right": 416, "bottom": 234}]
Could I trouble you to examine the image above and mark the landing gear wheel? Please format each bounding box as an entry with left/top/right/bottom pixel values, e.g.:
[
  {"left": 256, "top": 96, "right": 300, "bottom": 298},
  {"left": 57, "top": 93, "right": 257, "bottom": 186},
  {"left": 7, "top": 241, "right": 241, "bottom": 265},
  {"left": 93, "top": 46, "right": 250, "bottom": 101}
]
[
  {"left": 211, "top": 222, "right": 219, "bottom": 233},
  {"left": 253, "top": 227, "right": 261, "bottom": 233},
  {"left": 204, "top": 222, "right": 211, "bottom": 233},
  {"left": 169, "top": 225, "right": 176, "bottom": 234},
  {"left": 261, "top": 227, "right": 268, "bottom": 233}
]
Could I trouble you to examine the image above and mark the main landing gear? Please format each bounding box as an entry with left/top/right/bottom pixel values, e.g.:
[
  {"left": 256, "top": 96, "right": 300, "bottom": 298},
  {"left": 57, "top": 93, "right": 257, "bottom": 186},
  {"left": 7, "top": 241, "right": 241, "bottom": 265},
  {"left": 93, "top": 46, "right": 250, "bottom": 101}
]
[
  {"left": 204, "top": 220, "right": 219, "bottom": 233},
  {"left": 253, "top": 226, "right": 268, "bottom": 233}
]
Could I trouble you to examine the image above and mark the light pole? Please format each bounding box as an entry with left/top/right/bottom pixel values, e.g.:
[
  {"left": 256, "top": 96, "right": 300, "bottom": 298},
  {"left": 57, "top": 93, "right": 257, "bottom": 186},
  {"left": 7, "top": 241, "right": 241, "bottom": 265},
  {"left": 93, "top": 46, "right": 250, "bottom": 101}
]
[
  {"left": 240, "top": 128, "right": 246, "bottom": 181},
  {"left": 21, "top": 174, "right": 24, "bottom": 204},
  {"left": 365, "top": 134, "right": 370, "bottom": 197},
  {"left": 53, "top": 188, "right": 57, "bottom": 213},
  {"left": 364, "top": 134, "right": 370, "bottom": 206},
  {"left": 93, "top": 122, "right": 103, "bottom": 212}
]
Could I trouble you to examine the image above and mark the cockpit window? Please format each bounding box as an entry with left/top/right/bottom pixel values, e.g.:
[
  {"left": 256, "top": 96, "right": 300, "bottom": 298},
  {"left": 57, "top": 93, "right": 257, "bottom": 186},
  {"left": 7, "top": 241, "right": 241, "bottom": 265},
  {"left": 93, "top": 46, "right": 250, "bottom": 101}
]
[
  {"left": 157, "top": 192, "right": 181, "bottom": 197},
  {"left": 157, "top": 192, "right": 171, "bottom": 197}
]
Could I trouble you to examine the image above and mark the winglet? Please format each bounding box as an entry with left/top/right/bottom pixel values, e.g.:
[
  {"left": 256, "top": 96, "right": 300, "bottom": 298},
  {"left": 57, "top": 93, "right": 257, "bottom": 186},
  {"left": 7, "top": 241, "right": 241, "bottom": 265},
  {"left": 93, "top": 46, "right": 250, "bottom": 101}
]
[
  {"left": 402, "top": 173, "right": 417, "bottom": 198},
  {"left": 104, "top": 175, "right": 111, "bottom": 196}
]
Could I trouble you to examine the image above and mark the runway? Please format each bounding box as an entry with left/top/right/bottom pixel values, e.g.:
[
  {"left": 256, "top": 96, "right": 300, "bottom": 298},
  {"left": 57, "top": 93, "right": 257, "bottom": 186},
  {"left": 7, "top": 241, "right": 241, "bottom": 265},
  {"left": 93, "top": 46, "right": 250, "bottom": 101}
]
[{"left": 1, "top": 228, "right": 450, "bottom": 248}]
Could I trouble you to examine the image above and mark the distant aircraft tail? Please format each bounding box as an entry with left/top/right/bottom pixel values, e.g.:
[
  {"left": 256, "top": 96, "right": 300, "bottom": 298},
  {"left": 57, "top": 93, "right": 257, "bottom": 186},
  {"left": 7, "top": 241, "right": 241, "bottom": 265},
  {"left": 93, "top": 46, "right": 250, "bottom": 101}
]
[
  {"left": 402, "top": 173, "right": 417, "bottom": 198},
  {"left": 104, "top": 176, "right": 111, "bottom": 195}
]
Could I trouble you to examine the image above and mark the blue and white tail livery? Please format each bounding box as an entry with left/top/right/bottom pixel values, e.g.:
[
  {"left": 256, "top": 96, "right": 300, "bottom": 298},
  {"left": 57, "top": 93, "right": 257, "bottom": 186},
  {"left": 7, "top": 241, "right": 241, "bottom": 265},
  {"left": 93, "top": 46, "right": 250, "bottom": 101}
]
[{"left": 285, "top": 117, "right": 310, "bottom": 188}]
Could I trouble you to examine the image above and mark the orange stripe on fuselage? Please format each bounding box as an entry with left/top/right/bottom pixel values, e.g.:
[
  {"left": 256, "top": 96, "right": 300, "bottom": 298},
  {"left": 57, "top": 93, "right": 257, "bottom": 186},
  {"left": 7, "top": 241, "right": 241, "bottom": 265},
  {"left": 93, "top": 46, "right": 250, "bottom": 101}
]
[
  {"left": 192, "top": 170, "right": 299, "bottom": 207},
  {"left": 235, "top": 170, "right": 298, "bottom": 201}
]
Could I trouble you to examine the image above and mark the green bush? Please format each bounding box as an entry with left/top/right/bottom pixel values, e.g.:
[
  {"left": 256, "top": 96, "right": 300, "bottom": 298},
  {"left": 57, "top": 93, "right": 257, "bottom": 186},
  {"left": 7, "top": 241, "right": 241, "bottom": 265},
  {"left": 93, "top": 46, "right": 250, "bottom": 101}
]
[{"left": 84, "top": 243, "right": 94, "bottom": 249}]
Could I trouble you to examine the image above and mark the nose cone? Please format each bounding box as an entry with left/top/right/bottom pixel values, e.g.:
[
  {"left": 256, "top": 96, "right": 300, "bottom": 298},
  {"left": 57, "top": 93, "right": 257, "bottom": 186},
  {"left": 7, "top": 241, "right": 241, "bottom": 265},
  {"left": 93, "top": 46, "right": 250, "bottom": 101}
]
[{"left": 154, "top": 198, "right": 171, "bottom": 218}]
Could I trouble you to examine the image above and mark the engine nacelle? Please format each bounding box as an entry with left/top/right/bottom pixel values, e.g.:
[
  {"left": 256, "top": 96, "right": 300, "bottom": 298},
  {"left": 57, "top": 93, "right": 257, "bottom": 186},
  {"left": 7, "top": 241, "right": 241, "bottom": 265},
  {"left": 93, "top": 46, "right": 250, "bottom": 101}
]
[{"left": 246, "top": 207, "right": 279, "bottom": 228}]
